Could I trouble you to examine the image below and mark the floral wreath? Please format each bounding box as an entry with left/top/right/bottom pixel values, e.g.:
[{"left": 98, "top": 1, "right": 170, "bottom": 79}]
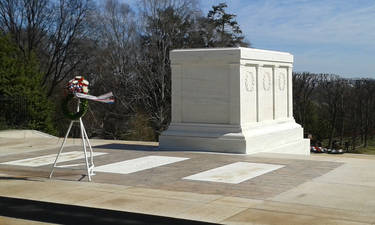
[{"left": 62, "top": 76, "right": 89, "bottom": 120}]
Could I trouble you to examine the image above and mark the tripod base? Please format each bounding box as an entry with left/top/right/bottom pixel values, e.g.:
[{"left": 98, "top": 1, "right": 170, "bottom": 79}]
[{"left": 49, "top": 118, "right": 95, "bottom": 181}]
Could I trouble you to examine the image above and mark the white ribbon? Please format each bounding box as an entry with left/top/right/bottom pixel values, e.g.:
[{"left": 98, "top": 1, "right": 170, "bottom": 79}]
[{"left": 75, "top": 92, "right": 114, "bottom": 103}]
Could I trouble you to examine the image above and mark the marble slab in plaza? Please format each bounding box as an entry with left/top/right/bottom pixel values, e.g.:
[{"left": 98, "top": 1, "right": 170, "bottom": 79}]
[
  {"left": 184, "top": 162, "right": 285, "bottom": 184},
  {"left": 160, "top": 47, "right": 310, "bottom": 155},
  {"left": 94, "top": 156, "right": 189, "bottom": 174},
  {"left": 0, "top": 151, "right": 107, "bottom": 167}
]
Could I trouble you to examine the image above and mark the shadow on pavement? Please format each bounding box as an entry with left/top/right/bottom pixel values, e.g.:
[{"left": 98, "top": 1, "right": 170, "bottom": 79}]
[
  {"left": 0, "top": 176, "right": 29, "bottom": 181},
  {"left": 93, "top": 143, "right": 158, "bottom": 151},
  {"left": 0, "top": 196, "right": 220, "bottom": 225}
]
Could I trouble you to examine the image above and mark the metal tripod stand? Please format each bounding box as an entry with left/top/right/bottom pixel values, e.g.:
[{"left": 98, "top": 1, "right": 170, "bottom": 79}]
[{"left": 49, "top": 99, "right": 95, "bottom": 181}]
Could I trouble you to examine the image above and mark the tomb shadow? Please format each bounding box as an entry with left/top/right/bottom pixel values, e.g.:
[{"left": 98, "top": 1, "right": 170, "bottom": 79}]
[
  {"left": 93, "top": 143, "right": 242, "bottom": 154},
  {"left": 93, "top": 143, "right": 158, "bottom": 151}
]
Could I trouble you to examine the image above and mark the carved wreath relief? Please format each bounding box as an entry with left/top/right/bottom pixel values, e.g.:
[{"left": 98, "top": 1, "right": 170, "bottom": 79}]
[
  {"left": 263, "top": 71, "right": 271, "bottom": 91},
  {"left": 278, "top": 72, "right": 286, "bottom": 91},
  {"left": 244, "top": 71, "right": 255, "bottom": 92}
]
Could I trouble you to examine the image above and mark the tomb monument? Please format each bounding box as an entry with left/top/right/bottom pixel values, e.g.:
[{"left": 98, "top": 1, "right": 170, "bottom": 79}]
[{"left": 160, "top": 48, "right": 310, "bottom": 155}]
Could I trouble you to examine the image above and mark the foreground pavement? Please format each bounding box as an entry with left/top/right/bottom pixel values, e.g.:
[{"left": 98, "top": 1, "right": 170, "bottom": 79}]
[{"left": 0, "top": 130, "right": 375, "bottom": 224}]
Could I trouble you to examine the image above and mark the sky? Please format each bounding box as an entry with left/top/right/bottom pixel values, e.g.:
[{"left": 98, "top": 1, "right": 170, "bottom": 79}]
[
  {"left": 199, "top": 0, "right": 375, "bottom": 78},
  {"left": 125, "top": 0, "right": 374, "bottom": 78}
]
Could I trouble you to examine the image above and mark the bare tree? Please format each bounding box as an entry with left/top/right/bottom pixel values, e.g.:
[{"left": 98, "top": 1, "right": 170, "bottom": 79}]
[
  {"left": 0, "top": 0, "right": 92, "bottom": 96},
  {"left": 356, "top": 79, "right": 375, "bottom": 147},
  {"left": 135, "top": 0, "right": 199, "bottom": 136},
  {"left": 293, "top": 72, "right": 319, "bottom": 131},
  {"left": 0, "top": 0, "right": 52, "bottom": 56},
  {"left": 319, "top": 74, "right": 347, "bottom": 149},
  {"left": 77, "top": 0, "right": 141, "bottom": 139}
]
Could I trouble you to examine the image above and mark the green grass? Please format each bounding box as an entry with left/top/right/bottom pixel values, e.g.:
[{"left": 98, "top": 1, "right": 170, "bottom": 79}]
[
  {"left": 356, "top": 140, "right": 375, "bottom": 155},
  {"left": 317, "top": 137, "right": 375, "bottom": 155},
  {"left": 356, "top": 138, "right": 375, "bottom": 155},
  {"left": 357, "top": 146, "right": 375, "bottom": 155}
]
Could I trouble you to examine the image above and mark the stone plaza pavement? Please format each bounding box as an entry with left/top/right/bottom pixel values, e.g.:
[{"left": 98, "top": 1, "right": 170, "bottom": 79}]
[{"left": 0, "top": 130, "right": 375, "bottom": 224}]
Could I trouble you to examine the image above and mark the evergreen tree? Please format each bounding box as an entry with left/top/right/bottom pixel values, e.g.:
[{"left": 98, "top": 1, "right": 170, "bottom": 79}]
[
  {"left": 0, "top": 35, "right": 56, "bottom": 134},
  {"left": 207, "top": 3, "right": 249, "bottom": 47}
]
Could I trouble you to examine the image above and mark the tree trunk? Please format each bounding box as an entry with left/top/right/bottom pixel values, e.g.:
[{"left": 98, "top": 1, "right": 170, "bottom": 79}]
[{"left": 328, "top": 107, "right": 337, "bottom": 149}]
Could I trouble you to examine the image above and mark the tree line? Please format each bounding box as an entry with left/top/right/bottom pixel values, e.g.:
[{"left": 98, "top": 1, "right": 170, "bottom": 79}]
[
  {"left": 0, "top": 0, "right": 373, "bottom": 153},
  {"left": 294, "top": 72, "right": 375, "bottom": 152}
]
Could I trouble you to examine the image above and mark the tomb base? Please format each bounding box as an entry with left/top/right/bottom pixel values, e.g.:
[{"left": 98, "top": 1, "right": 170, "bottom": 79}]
[{"left": 160, "top": 119, "right": 310, "bottom": 155}]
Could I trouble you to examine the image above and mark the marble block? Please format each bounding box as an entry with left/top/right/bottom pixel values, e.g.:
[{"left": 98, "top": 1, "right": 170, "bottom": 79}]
[{"left": 159, "top": 47, "right": 310, "bottom": 155}]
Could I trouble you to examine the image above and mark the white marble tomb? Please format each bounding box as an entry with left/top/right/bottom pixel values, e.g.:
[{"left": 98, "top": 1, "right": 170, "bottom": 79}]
[{"left": 159, "top": 47, "right": 310, "bottom": 155}]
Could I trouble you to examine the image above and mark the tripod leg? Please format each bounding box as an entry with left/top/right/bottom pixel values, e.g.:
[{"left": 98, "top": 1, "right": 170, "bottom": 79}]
[
  {"left": 81, "top": 121, "right": 95, "bottom": 175},
  {"left": 80, "top": 118, "right": 91, "bottom": 181},
  {"left": 49, "top": 120, "right": 74, "bottom": 179}
]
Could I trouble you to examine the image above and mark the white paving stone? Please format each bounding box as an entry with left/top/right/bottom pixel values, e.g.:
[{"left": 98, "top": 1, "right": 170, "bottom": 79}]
[
  {"left": 183, "top": 162, "right": 284, "bottom": 184},
  {"left": 94, "top": 156, "right": 189, "bottom": 174},
  {"left": 0, "top": 151, "right": 107, "bottom": 167}
]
